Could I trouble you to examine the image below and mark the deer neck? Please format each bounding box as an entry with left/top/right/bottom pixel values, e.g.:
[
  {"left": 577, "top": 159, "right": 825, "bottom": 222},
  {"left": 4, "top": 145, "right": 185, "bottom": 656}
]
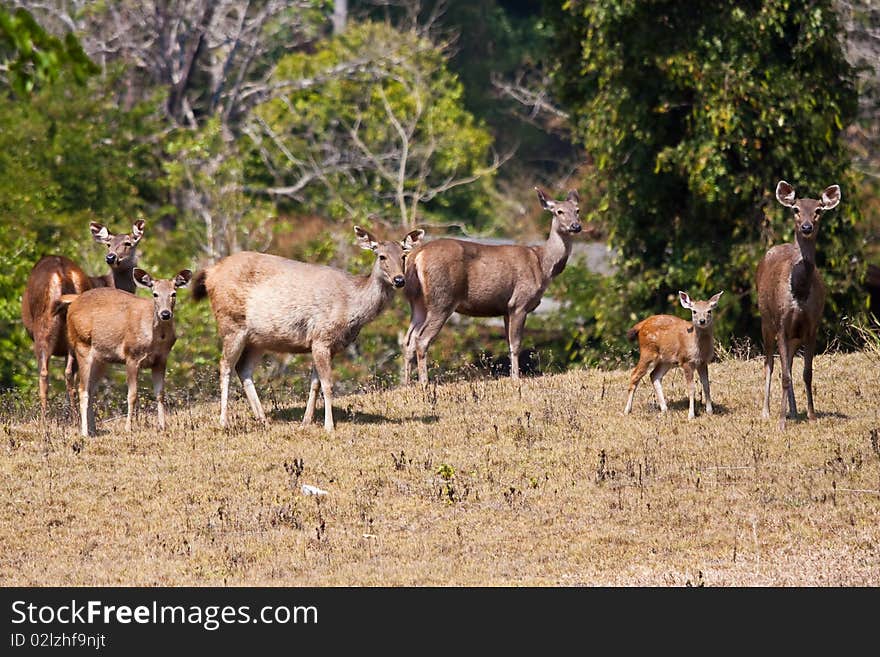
[
  {"left": 151, "top": 314, "right": 175, "bottom": 348},
  {"left": 350, "top": 267, "right": 394, "bottom": 329},
  {"left": 111, "top": 265, "right": 137, "bottom": 293},
  {"left": 538, "top": 229, "right": 573, "bottom": 281},
  {"left": 791, "top": 233, "right": 817, "bottom": 303},
  {"left": 692, "top": 325, "right": 715, "bottom": 362}
]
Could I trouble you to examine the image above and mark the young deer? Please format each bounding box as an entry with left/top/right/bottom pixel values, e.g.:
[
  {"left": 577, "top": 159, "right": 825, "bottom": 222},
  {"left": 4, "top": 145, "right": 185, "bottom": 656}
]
[
  {"left": 191, "top": 226, "right": 424, "bottom": 432},
  {"left": 60, "top": 268, "right": 191, "bottom": 437},
  {"left": 403, "top": 187, "right": 585, "bottom": 385},
  {"left": 756, "top": 180, "right": 840, "bottom": 429},
  {"left": 624, "top": 291, "right": 723, "bottom": 419},
  {"left": 20, "top": 220, "right": 145, "bottom": 419}
]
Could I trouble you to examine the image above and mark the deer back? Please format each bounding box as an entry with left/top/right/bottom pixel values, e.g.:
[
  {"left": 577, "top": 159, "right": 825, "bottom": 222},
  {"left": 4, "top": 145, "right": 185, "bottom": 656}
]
[{"left": 66, "top": 288, "right": 154, "bottom": 363}]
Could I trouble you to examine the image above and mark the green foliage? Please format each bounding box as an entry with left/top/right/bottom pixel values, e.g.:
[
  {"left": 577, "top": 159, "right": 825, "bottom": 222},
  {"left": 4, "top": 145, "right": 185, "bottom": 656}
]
[
  {"left": 0, "top": 73, "right": 163, "bottom": 391},
  {"left": 0, "top": 6, "right": 97, "bottom": 96},
  {"left": 550, "top": 0, "right": 865, "bottom": 350},
  {"left": 249, "top": 21, "right": 497, "bottom": 229}
]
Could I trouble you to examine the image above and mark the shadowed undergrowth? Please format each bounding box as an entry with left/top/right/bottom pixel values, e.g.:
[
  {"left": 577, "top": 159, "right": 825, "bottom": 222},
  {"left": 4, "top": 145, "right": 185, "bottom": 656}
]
[{"left": 1, "top": 352, "right": 879, "bottom": 586}]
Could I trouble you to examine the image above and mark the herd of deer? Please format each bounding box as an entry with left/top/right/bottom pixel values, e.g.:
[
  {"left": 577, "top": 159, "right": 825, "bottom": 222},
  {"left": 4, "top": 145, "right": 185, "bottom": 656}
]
[{"left": 20, "top": 181, "right": 841, "bottom": 436}]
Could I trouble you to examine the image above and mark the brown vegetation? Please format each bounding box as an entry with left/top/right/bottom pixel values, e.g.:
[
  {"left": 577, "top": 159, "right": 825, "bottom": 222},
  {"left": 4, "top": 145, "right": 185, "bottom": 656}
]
[{"left": 1, "top": 352, "right": 878, "bottom": 586}]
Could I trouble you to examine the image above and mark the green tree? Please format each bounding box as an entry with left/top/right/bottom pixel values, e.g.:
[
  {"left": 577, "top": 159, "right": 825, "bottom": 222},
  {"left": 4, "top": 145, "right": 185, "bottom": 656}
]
[
  {"left": 246, "top": 21, "right": 500, "bottom": 229},
  {"left": 549, "top": 0, "right": 864, "bottom": 352}
]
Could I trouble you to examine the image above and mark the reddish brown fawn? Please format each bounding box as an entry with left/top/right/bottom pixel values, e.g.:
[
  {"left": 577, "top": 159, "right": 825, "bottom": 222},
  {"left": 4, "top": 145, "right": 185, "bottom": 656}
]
[
  {"left": 191, "top": 226, "right": 423, "bottom": 432},
  {"left": 756, "top": 180, "right": 840, "bottom": 429},
  {"left": 21, "top": 220, "right": 145, "bottom": 419},
  {"left": 59, "top": 268, "right": 191, "bottom": 437},
  {"left": 624, "top": 291, "right": 723, "bottom": 419},
  {"left": 402, "top": 187, "right": 586, "bottom": 385}
]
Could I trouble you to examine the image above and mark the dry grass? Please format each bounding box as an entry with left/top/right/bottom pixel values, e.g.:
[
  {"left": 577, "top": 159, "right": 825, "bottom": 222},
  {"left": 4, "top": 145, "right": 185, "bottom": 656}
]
[{"left": 2, "top": 352, "right": 879, "bottom": 586}]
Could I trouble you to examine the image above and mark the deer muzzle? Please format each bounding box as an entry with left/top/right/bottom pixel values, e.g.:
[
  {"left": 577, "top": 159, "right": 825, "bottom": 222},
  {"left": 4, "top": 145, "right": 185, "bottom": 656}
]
[
  {"left": 106, "top": 253, "right": 118, "bottom": 265},
  {"left": 393, "top": 275, "right": 405, "bottom": 288}
]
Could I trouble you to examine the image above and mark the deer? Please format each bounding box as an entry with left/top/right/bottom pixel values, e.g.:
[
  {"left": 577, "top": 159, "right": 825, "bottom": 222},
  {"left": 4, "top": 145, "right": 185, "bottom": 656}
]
[
  {"left": 57, "top": 268, "right": 192, "bottom": 437},
  {"left": 624, "top": 291, "right": 723, "bottom": 420},
  {"left": 191, "top": 225, "right": 424, "bottom": 432},
  {"left": 402, "top": 187, "right": 586, "bottom": 386},
  {"left": 20, "top": 220, "right": 145, "bottom": 419},
  {"left": 756, "top": 180, "right": 840, "bottom": 430}
]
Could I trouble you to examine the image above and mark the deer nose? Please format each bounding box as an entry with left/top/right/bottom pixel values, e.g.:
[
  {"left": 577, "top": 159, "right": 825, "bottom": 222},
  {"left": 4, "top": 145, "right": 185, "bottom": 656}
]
[
  {"left": 699, "top": 318, "right": 707, "bottom": 325},
  {"left": 392, "top": 275, "right": 405, "bottom": 288},
  {"left": 801, "top": 223, "right": 813, "bottom": 235},
  {"left": 569, "top": 223, "right": 582, "bottom": 234},
  {"left": 105, "top": 253, "right": 117, "bottom": 265},
  {"left": 159, "top": 310, "right": 172, "bottom": 321}
]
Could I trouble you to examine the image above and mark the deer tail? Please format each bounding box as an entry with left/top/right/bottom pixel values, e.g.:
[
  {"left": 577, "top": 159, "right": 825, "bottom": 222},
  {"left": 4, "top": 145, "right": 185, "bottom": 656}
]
[
  {"left": 191, "top": 269, "right": 209, "bottom": 302},
  {"left": 52, "top": 294, "right": 78, "bottom": 316},
  {"left": 626, "top": 321, "right": 643, "bottom": 342}
]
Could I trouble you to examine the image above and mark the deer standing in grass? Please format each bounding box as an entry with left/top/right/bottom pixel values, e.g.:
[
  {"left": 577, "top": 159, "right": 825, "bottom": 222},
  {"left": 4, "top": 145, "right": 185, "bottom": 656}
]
[
  {"left": 191, "top": 226, "right": 424, "bottom": 432},
  {"left": 402, "top": 187, "right": 584, "bottom": 385},
  {"left": 20, "top": 220, "right": 145, "bottom": 419},
  {"left": 59, "top": 268, "right": 191, "bottom": 437},
  {"left": 756, "top": 180, "right": 840, "bottom": 429},
  {"left": 624, "top": 291, "right": 723, "bottom": 419}
]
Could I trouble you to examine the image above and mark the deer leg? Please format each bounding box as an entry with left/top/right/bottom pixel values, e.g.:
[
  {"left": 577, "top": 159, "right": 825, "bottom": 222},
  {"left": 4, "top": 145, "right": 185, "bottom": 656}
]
[
  {"left": 698, "top": 362, "right": 713, "bottom": 415},
  {"left": 785, "top": 341, "right": 798, "bottom": 420},
  {"left": 803, "top": 340, "right": 817, "bottom": 421},
  {"left": 506, "top": 309, "right": 527, "bottom": 380},
  {"left": 64, "top": 351, "right": 78, "bottom": 424},
  {"left": 415, "top": 310, "right": 452, "bottom": 387},
  {"left": 125, "top": 360, "right": 139, "bottom": 433},
  {"left": 76, "top": 349, "right": 96, "bottom": 437},
  {"left": 650, "top": 363, "right": 671, "bottom": 414},
  {"left": 761, "top": 331, "right": 774, "bottom": 420},
  {"left": 235, "top": 347, "right": 266, "bottom": 423},
  {"left": 624, "top": 358, "right": 650, "bottom": 414},
  {"left": 302, "top": 366, "right": 320, "bottom": 426},
  {"left": 219, "top": 332, "right": 247, "bottom": 428},
  {"left": 311, "top": 344, "right": 335, "bottom": 432},
  {"left": 36, "top": 343, "right": 50, "bottom": 421},
  {"left": 152, "top": 362, "right": 167, "bottom": 432},
  {"left": 682, "top": 362, "right": 696, "bottom": 420},
  {"left": 403, "top": 299, "right": 427, "bottom": 386},
  {"left": 776, "top": 333, "right": 792, "bottom": 430}
]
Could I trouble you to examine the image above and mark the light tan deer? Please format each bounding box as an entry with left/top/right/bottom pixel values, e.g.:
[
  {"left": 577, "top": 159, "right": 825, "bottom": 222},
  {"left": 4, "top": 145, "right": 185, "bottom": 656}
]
[
  {"left": 402, "top": 187, "right": 585, "bottom": 385},
  {"left": 624, "top": 291, "right": 723, "bottom": 419},
  {"left": 20, "top": 220, "right": 145, "bottom": 419},
  {"left": 59, "top": 268, "right": 191, "bottom": 437},
  {"left": 191, "top": 226, "right": 424, "bottom": 432},
  {"left": 756, "top": 180, "right": 840, "bottom": 429}
]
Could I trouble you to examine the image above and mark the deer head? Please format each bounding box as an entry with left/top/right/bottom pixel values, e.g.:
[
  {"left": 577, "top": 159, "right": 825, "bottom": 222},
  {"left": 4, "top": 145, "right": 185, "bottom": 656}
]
[
  {"left": 775, "top": 181, "right": 840, "bottom": 242},
  {"left": 90, "top": 220, "right": 145, "bottom": 269},
  {"left": 355, "top": 226, "right": 424, "bottom": 288},
  {"left": 679, "top": 291, "right": 723, "bottom": 329},
  {"left": 536, "top": 188, "right": 582, "bottom": 235},
  {"left": 133, "top": 268, "right": 192, "bottom": 322}
]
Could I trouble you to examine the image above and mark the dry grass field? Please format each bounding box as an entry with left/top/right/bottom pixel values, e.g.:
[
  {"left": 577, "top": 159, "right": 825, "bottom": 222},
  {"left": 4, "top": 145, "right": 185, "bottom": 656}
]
[{"left": 2, "top": 351, "right": 879, "bottom": 586}]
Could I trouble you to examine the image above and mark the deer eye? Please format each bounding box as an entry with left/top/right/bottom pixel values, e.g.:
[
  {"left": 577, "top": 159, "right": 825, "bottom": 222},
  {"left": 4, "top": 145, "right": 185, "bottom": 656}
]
[
  {"left": 152, "top": 292, "right": 158, "bottom": 298},
  {"left": 124, "top": 241, "right": 132, "bottom": 247},
  {"left": 171, "top": 292, "right": 176, "bottom": 298},
  {"left": 556, "top": 209, "right": 564, "bottom": 215},
  {"left": 379, "top": 254, "right": 387, "bottom": 261}
]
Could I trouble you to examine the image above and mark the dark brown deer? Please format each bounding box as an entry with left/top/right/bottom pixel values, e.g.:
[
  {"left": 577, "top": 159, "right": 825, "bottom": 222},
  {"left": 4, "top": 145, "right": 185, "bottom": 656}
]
[
  {"left": 192, "top": 226, "right": 424, "bottom": 432},
  {"left": 624, "top": 291, "right": 723, "bottom": 419},
  {"left": 20, "top": 220, "right": 145, "bottom": 419},
  {"left": 59, "top": 268, "right": 191, "bottom": 437},
  {"left": 756, "top": 180, "right": 840, "bottom": 429},
  {"left": 402, "top": 187, "right": 585, "bottom": 385}
]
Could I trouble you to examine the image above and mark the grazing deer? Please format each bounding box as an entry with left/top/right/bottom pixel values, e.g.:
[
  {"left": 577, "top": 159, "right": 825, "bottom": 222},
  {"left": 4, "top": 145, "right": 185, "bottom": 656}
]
[
  {"left": 402, "top": 187, "right": 585, "bottom": 385},
  {"left": 191, "top": 226, "right": 424, "bottom": 432},
  {"left": 58, "top": 268, "right": 191, "bottom": 437},
  {"left": 624, "top": 291, "right": 723, "bottom": 419},
  {"left": 20, "top": 220, "right": 145, "bottom": 419},
  {"left": 756, "top": 180, "right": 840, "bottom": 429}
]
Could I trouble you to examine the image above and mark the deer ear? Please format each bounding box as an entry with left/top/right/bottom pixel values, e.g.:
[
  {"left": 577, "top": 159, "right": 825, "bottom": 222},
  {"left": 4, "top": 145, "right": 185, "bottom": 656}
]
[
  {"left": 133, "top": 269, "right": 153, "bottom": 289},
  {"left": 708, "top": 291, "right": 724, "bottom": 308},
  {"left": 402, "top": 229, "right": 425, "bottom": 252},
  {"left": 354, "top": 226, "right": 379, "bottom": 251},
  {"left": 174, "top": 270, "right": 193, "bottom": 288},
  {"left": 535, "top": 187, "right": 554, "bottom": 210},
  {"left": 90, "top": 222, "right": 111, "bottom": 244},
  {"left": 679, "top": 291, "right": 693, "bottom": 310},
  {"left": 820, "top": 185, "right": 841, "bottom": 210},
  {"left": 566, "top": 189, "right": 580, "bottom": 203},
  {"left": 776, "top": 181, "right": 796, "bottom": 208},
  {"left": 131, "top": 220, "right": 145, "bottom": 243}
]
